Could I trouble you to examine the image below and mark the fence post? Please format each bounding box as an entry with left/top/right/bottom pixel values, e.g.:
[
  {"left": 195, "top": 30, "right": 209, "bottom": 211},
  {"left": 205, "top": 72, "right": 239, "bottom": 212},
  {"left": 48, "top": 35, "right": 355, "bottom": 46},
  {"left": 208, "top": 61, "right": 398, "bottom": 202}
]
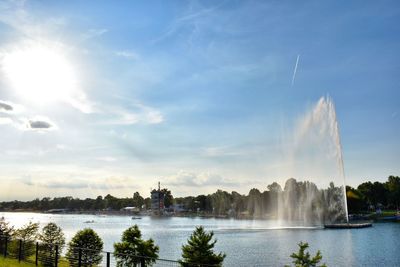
[
  {"left": 140, "top": 256, "right": 145, "bottom": 267},
  {"left": 55, "top": 245, "right": 59, "bottom": 267},
  {"left": 18, "top": 239, "right": 22, "bottom": 262},
  {"left": 3, "top": 237, "right": 7, "bottom": 258},
  {"left": 78, "top": 248, "right": 82, "bottom": 267},
  {"left": 35, "top": 242, "right": 39, "bottom": 266},
  {"left": 106, "top": 252, "right": 110, "bottom": 267}
]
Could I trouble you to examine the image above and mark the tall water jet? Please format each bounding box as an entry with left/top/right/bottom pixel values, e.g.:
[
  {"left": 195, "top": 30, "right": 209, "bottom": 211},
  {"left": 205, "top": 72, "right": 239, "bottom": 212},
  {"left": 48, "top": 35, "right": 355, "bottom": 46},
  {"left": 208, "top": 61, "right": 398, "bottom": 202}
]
[{"left": 277, "top": 96, "right": 349, "bottom": 225}]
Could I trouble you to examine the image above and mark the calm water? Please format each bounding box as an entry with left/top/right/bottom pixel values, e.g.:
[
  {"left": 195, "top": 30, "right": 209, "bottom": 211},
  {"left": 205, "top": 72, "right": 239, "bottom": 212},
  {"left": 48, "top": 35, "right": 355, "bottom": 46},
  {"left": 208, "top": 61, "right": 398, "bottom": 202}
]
[{"left": 1, "top": 212, "right": 399, "bottom": 266}]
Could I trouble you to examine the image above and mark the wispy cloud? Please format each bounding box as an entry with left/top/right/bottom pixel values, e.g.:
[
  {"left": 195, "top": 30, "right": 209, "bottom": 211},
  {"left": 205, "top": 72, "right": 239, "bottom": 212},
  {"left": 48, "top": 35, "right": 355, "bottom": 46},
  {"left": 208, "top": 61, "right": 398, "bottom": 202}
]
[
  {"left": 166, "top": 171, "right": 238, "bottom": 188},
  {"left": 101, "top": 102, "right": 164, "bottom": 125},
  {"left": 0, "top": 117, "right": 13, "bottom": 125},
  {"left": 22, "top": 176, "right": 139, "bottom": 190},
  {"left": 96, "top": 156, "right": 117, "bottom": 162},
  {"left": 81, "top": 28, "right": 108, "bottom": 41},
  {"left": 0, "top": 0, "right": 67, "bottom": 38},
  {"left": 114, "top": 50, "right": 139, "bottom": 60},
  {"left": 151, "top": 2, "right": 225, "bottom": 44}
]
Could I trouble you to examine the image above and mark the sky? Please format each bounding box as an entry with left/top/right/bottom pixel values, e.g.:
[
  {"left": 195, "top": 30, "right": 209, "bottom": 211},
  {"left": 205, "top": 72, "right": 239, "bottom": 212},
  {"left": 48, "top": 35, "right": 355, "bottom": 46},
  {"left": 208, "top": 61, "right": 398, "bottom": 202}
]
[{"left": 0, "top": 0, "right": 399, "bottom": 201}]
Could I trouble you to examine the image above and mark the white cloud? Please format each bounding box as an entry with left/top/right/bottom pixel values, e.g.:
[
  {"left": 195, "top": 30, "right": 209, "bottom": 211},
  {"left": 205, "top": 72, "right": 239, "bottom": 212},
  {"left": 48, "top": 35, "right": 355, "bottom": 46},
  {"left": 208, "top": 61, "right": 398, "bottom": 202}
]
[
  {"left": 101, "top": 103, "right": 164, "bottom": 125},
  {"left": 115, "top": 50, "right": 139, "bottom": 60},
  {"left": 0, "top": 117, "right": 13, "bottom": 124},
  {"left": 96, "top": 156, "right": 117, "bottom": 162},
  {"left": 165, "top": 170, "right": 238, "bottom": 188},
  {"left": 21, "top": 175, "right": 138, "bottom": 190}
]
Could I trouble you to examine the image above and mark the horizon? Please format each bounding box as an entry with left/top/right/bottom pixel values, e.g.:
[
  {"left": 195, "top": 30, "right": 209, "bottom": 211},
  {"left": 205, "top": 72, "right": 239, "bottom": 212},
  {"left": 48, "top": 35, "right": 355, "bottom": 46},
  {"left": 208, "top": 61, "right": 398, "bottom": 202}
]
[{"left": 0, "top": 1, "right": 399, "bottom": 201}]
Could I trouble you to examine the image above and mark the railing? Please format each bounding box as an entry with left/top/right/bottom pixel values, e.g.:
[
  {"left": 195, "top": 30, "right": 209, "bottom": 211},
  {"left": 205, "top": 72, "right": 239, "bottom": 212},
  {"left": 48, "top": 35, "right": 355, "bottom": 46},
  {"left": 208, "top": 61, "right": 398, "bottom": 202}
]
[{"left": 0, "top": 235, "right": 218, "bottom": 267}]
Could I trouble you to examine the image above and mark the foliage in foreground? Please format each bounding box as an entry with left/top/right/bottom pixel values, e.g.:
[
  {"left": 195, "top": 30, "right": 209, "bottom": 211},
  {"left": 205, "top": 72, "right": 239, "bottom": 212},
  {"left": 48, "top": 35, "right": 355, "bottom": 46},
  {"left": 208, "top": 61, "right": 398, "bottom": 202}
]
[
  {"left": 11, "top": 221, "right": 39, "bottom": 260},
  {"left": 66, "top": 228, "right": 103, "bottom": 266},
  {"left": 285, "top": 242, "right": 327, "bottom": 267},
  {"left": 0, "top": 217, "right": 14, "bottom": 237},
  {"left": 180, "top": 226, "right": 225, "bottom": 267},
  {"left": 114, "top": 225, "right": 159, "bottom": 266}
]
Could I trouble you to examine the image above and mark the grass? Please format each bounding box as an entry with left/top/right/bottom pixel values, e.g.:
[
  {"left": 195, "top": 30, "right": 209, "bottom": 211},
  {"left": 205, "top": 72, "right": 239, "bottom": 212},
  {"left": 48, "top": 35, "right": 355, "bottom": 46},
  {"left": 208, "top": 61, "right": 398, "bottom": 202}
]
[
  {"left": 0, "top": 257, "right": 35, "bottom": 267},
  {"left": 0, "top": 256, "right": 70, "bottom": 267}
]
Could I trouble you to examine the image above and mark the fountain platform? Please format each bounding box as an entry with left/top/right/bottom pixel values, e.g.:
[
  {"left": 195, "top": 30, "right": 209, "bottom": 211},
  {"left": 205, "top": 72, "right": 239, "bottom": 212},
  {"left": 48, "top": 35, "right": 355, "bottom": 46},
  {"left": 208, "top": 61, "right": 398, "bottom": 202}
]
[{"left": 324, "top": 222, "right": 372, "bottom": 229}]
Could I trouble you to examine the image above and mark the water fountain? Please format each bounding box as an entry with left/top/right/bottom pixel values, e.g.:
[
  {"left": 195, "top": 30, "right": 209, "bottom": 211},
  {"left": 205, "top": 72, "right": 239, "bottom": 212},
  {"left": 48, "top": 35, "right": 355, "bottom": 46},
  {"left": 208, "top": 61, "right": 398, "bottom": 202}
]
[{"left": 275, "top": 96, "right": 371, "bottom": 228}]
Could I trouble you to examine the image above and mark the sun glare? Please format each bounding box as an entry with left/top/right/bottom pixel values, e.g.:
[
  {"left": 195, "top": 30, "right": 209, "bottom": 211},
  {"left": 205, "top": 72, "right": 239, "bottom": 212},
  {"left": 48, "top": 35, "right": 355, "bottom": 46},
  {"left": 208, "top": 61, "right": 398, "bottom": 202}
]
[{"left": 2, "top": 44, "right": 78, "bottom": 105}]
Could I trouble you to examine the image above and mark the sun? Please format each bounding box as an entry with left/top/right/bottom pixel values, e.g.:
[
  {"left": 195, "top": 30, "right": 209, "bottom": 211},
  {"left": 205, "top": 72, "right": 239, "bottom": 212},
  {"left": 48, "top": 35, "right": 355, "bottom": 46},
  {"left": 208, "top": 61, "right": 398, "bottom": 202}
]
[{"left": 2, "top": 44, "right": 78, "bottom": 105}]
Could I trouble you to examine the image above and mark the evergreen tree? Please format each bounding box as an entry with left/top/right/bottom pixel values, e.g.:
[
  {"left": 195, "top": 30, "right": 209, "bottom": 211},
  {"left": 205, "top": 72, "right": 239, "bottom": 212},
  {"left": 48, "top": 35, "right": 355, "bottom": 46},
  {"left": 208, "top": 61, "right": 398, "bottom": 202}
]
[
  {"left": 180, "top": 226, "right": 225, "bottom": 267},
  {"left": 114, "top": 225, "right": 159, "bottom": 266},
  {"left": 38, "top": 222, "right": 66, "bottom": 266},
  {"left": 285, "top": 242, "right": 327, "bottom": 267},
  {"left": 66, "top": 228, "right": 103, "bottom": 266}
]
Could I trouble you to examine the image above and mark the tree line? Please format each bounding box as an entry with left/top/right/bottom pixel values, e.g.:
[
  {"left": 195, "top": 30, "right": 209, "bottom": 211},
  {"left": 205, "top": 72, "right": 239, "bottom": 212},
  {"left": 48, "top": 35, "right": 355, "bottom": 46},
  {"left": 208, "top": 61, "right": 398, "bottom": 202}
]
[
  {"left": 346, "top": 175, "right": 400, "bottom": 213},
  {"left": 0, "top": 176, "right": 398, "bottom": 217}
]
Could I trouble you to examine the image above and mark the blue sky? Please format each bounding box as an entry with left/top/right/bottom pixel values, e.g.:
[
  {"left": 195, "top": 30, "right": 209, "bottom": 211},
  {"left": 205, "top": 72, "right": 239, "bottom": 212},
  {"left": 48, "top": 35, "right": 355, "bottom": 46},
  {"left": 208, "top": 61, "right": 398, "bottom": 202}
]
[{"left": 0, "top": 0, "right": 399, "bottom": 200}]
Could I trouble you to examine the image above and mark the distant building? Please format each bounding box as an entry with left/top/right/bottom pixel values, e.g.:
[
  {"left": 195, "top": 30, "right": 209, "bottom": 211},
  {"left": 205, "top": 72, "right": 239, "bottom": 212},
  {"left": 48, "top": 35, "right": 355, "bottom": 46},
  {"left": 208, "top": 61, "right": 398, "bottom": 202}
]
[
  {"left": 151, "top": 182, "right": 165, "bottom": 214},
  {"left": 172, "top": 203, "right": 186, "bottom": 213}
]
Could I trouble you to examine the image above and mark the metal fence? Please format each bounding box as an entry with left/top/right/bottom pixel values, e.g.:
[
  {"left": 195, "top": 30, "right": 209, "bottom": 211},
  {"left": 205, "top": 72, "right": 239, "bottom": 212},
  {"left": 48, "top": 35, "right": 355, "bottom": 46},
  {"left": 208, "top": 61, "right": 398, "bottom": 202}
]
[{"left": 0, "top": 235, "right": 218, "bottom": 267}]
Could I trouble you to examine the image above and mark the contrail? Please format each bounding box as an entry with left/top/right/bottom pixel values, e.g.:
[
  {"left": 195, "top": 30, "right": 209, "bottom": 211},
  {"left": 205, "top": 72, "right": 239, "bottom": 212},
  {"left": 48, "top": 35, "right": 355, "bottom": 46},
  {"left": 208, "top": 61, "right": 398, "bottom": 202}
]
[{"left": 291, "top": 54, "right": 300, "bottom": 86}]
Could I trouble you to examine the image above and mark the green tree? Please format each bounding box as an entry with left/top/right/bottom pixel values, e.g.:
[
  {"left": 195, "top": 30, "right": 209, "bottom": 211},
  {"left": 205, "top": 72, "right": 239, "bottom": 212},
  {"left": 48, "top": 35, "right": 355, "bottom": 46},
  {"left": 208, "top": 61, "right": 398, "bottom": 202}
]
[
  {"left": 180, "top": 226, "right": 225, "bottom": 267},
  {"left": 38, "top": 222, "right": 66, "bottom": 266},
  {"left": 114, "top": 225, "right": 159, "bottom": 266},
  {"left": 211, "top": 190, "right": 231, "bottom": 215},
  {"left": 346, "top": 186, "right": 365, "bottom": 213},
  {"left": 0, "top": 217, "right": 14, "bottom": 237},
  {"left": 161, "top": 189, "right": 173, "bottom": 208},
  {"left": 285, "top": 242, "right": 327, "bottom": 267},
  {"left": 13, "top": 221, "right": 39, "bottom": 260},
  {"left": 247, "top": 188, "right": 262, "bottom": 217},
  {"left": 386, "top": 176, "right": 400, "bottom": 208},
  {"left": 94, "top": 196, "right": 105, "bottom": 210},
  {"left": 66, "top": 228, "right": 103, "bottom": 266},
  {"left": 0, "top": 217, "right": 14, "bottom": 254},
  {"left": 133, "top": 192, "right": 144, "bottom": 210},
  {"left": 14, "top": 221, "right": 39, "bottom": 242},
  {"left": 144, "top": 198, "right": 151, "bottom": 210}
]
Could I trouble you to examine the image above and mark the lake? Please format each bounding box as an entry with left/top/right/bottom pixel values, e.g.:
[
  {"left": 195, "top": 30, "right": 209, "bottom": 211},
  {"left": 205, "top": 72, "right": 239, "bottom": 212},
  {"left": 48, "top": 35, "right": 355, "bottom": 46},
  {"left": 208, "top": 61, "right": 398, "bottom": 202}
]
[{"left": 1, "top": 212, "right": 399, "bottom": 266}]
